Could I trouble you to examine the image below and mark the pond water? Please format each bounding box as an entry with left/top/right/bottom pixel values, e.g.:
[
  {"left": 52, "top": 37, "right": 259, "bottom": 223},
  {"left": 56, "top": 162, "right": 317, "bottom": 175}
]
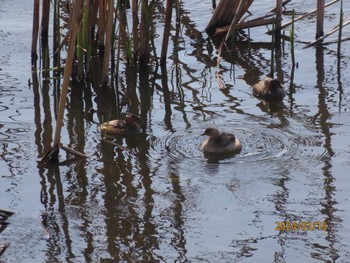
[{"left": 1, "top": 0, "right": 350, "bottom": 262}]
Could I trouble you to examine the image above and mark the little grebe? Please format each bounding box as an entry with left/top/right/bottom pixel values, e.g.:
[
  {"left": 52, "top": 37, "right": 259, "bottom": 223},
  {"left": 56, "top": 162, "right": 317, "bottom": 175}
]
[
  {"left": 253, "top": 77, "right": 285, "bottom": 101},
  {"left": 201, "top": 127, "right": 242, "bottom": 154},
  {"left": 99, "top": 114, "right": 141, "bottom": 136}
]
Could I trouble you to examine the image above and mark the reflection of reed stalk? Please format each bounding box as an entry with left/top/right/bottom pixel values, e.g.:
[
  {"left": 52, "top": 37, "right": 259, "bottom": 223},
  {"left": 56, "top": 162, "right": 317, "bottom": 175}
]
[{"left": 216, "top": 43, "right": 226, "bottom": 89}]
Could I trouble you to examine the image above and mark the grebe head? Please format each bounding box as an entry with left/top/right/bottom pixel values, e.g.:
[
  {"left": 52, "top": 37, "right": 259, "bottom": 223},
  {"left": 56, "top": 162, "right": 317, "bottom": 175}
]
[{"left": 202, "top": 127, "right": 220, "bottom": 137}]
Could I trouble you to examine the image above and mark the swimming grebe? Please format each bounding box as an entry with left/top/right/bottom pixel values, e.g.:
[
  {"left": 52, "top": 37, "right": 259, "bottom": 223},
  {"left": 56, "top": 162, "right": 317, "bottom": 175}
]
[
  {"left": 99, "top": 114, "right": 141, "bottom": 136},
  {"left": 253, "top": 77, "right": 285, "bottom": 101},
  {"left": 201, "top": 127, "right": 242, "bottom": 154}
]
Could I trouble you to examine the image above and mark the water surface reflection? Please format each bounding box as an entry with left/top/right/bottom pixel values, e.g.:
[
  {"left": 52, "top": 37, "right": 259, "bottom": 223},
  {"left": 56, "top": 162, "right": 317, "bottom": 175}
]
[{"left": 1, "top": 0, "right": 350, "bottom": 262}]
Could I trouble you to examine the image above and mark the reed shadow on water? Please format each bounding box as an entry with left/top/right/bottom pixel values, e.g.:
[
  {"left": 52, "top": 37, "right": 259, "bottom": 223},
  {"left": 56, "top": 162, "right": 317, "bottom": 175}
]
[{"left": 0, "top": 0, "right": 349, "bottom": 262}]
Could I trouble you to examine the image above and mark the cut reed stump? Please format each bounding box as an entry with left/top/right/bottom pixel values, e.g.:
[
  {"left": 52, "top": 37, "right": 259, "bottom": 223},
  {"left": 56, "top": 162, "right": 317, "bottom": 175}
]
[{"left": 316, "top": 0, "right": 325, "bottom": 39}]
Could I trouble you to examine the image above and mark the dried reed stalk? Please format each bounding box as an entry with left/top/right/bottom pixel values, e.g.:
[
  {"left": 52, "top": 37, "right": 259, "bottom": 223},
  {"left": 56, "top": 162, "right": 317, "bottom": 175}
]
[
  {"left": 275, "top": 0, "right": 283, "bottom": 40},
  {"left": 215, "top": 16, "right": 277, "bottom": 35},
  {"left": 206, "top": 0, "right": 240, "bottom": 35},
  {"left": 102, "top": 0, "right": 114, "bottom": 83},
  {"left": 31, "top": 0, "right": 40, "bottom": 64},
  {"left": 305, "top": 15, "right": 350, "bottom": 47},
  {"left": 224, "top": 0, "right": 253, "bottom": 42},
  {"left": 316, "top": 0, "right": 325, "bottom": 39},
  {"left": 98, "top": 0, "right": 107, "bottom": 51},
  {"left": 271, "top": 0, "right": 340, "bottom": 32},
  {"left": 40, "top": 0, "right": 84, "bottom": 163},
  {"left": 161, "top": 0, "right": 173, "bottom": 64},
  {"left": 139, "top": 0, "right": 149, "bottom": 65},
  {"left": 41, "top": 0, "right": 50, "bottom": 41},
  {"left": 337, "top": 0, "right": 343, "bottom": 58},
  {"left": 132, "top": 0, "right": 139, "bottom": 54}
]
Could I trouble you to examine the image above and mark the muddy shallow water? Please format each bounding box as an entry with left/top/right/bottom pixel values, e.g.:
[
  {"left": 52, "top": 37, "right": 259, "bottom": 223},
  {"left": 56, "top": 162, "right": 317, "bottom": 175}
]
[{"left": 1, "top": 0, "right": 350, "bottom": 262}]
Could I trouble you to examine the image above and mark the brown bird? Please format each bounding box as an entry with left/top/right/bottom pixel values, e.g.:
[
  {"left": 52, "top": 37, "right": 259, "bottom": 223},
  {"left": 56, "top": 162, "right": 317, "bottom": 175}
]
[
  {"left": 201, "top": 127, "right": 242, "bottom": 154},
  {"left": 253, "top": 77, "right": 285, "bottom": 101},
  {"left": 99, "top": 114, "right": 141, "bottom": 136}
]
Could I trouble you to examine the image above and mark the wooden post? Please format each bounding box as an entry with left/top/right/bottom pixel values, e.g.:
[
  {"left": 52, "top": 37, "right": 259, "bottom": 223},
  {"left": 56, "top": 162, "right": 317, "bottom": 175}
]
[
  {"left": 275, "top": 0, "right": 283, "bottom": 41},
  {"left": 316, "top": 0, "right": 325, "bottom": 39}
]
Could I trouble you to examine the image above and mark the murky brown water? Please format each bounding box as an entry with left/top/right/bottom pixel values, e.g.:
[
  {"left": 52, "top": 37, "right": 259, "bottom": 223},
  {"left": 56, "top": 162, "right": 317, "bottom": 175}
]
[{"left": 1, "top": 0, "right": 350, "bottom": 262}]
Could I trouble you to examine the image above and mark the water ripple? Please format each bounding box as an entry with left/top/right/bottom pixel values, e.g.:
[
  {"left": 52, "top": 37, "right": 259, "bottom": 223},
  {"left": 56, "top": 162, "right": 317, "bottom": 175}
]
[{"left": 148, "top": 120, "right": 327, "bottom": 167}]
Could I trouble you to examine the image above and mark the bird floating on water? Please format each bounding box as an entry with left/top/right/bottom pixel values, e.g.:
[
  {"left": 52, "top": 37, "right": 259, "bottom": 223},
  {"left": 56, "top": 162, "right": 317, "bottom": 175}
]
[
  {"left": 201, "top": 127, "right": 242, "bottom": 154},
  {"left": 253, "top": 77, "right": 285, "bottom": 101},
  {"left": 99, "top": 114, "right": 141, "bottom": 136}
]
